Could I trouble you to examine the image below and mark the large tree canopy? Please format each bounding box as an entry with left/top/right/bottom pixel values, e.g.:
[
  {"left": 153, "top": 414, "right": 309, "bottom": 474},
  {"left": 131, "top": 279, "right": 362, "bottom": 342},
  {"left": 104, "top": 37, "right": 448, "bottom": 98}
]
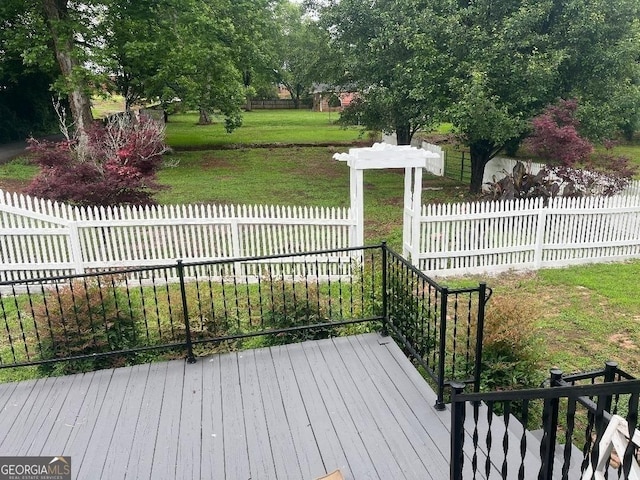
[
  {"left": 0, "top": 3, "right": 60, "bottom": 142},
  {"left": 316, "top": 0, "right": 453, "bottom": 144},
  {"left": 273, "top": 2, "right": 334, "bottom": 109},
  {"left": 0, "top": 0, "right": 283, "bottom": 138},
  {"left": 315, "top": 0, "right": 640, "bottom": 192},
  {"left": 447, "top": 0, "right": 640, "bottom": 192}
]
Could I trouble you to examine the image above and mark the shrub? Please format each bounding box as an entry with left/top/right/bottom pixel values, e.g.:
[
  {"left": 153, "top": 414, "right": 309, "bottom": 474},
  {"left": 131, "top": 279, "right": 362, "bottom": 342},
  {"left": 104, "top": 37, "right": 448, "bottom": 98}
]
[
  {"left": 478, "top": 295, "right": 543, "bottom": 392},
  {"left": 259, "top": 281, "right": 334, "bottom": 346},
  {"left": 35, "top": 276, "right": 139, "bottom": 374},
  {"left": 25, "top": 114, "right": 168, "bottom": 206},
  {"left": 525, "top": 99, "right": 593, "bottom": 166},
  {"left": 483, "top": 161, "right": 560, "bottom": 200},
  {"left": 484, "top": 159, "right": 634, "bottom": 200}
]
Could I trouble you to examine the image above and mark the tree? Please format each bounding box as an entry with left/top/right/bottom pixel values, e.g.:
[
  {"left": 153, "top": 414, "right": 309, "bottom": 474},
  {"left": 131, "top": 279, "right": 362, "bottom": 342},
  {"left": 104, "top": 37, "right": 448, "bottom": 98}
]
[
  {"left": 314, "top": 0, "right": 640, "bottom": 190},
  {"left": 315, "top": 0, "right": 452, "bottom": 144},
  {"left": 0, "top": 5, "right": 60, "bottom": 142},
  {"left": 273, "top": 2, "right": 331, "bottom": 109},
  {"left": 40, "top": 0, "right": 94, "bottom": 137},
  {"left": 0, "top": 0, "right": 99, "bottom": 143},
  {"left": 525, "top": 99, "right": 593, "bottom": 166},
  {"left": 446, "top": 0, "right": 640, "bottom": 193}
]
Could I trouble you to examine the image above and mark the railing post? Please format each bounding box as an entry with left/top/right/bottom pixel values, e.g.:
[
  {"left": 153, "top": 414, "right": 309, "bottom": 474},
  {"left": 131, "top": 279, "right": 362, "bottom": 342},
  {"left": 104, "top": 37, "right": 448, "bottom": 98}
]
[
  {"left": 177, "top": 260, "right": 196, "bottom": 364},
  {"left": 381, "top": 242, "right": 389, "bottom": 337},
  {"left": 602, "top": 360, "right": 618, "bottom": 413},
  {"left": 450, "top": 382, "right": 467, "bottom": 480},
  {"left": 539, "top": 368, "right": 563, "bottom": 480},
  {"left": 473, "top": 282, "right": 487, "bottom": 394},
  {"left": 589, "top": 360, "right": 619, "bottom": 470},
  {"left": 435, "top": 286, "right": 449, "bottom": 411}
]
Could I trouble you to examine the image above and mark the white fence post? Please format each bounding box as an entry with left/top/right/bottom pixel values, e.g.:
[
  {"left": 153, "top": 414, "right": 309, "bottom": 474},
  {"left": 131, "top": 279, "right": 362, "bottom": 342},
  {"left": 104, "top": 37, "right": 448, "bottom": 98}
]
[
  {"left": 68, "top": 222, "right": 86, "bottom": 274},
  {"left": 533, "top": 198, "right": 546, "bottom": 269}
]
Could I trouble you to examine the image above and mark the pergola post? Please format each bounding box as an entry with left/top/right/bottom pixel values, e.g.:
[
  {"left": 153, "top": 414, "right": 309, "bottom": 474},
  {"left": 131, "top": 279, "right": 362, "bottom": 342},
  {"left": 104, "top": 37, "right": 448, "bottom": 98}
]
[{"left": 334, "top": 143, "right": 439, "bottom": 262}]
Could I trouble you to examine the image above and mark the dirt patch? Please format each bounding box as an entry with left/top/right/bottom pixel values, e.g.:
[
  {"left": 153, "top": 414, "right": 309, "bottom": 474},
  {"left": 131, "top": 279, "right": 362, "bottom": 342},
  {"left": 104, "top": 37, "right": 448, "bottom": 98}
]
[
  {"left": 609, "top": 333, "right": 638, "bottom": 350},
  {"left": 200, "top": 155, "right": 237, "bottom": 170},
  {"left": 0, "top": 179, "right": 30, "bottom": 194}
]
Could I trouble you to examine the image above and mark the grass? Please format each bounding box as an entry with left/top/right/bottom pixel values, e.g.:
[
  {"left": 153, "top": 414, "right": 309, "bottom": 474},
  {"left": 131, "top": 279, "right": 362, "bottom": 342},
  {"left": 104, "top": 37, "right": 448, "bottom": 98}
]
[
  {"left": 91, "top": 94, "right": 126, "bottom": 119},
  {"left": 165, "top": 110, "right": 374, "bottom": 148},
  {"left": 456, "top": 260, "right": 640, "bottom": 378},
  {"left": 157, "top": 147, "right": 467, "bottom": 247}
]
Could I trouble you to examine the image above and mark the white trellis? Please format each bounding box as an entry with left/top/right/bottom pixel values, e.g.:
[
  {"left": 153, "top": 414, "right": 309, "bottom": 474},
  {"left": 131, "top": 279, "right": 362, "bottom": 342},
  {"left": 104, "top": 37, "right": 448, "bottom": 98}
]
[{"left": 333, "top": 142, "right": 439, "bottom": 253}]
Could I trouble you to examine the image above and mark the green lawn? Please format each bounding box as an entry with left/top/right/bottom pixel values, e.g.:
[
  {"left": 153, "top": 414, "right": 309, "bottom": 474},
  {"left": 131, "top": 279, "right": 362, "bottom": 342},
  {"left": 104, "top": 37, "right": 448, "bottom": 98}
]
[
  {"left": 158, "top": 147, "right": 466, "bottom": 247},
  {"left": 165, "top": 110, "right": 374, "bottom": 148}
]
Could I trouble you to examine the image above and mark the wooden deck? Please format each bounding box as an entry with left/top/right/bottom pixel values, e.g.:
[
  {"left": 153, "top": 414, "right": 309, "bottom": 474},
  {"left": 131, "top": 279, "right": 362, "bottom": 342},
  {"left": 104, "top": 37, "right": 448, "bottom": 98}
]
[{"left": 0, "top": 333, "right": 465, "bottom": 479}]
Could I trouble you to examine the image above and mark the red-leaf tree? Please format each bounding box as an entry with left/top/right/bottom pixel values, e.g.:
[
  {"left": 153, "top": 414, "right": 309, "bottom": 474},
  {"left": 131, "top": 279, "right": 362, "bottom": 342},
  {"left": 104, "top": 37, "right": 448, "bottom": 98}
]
[
  {"left": 525, "top": 99, "right": 593, "bottom": 166},
  {"left": 25, "top": 115, "right": 168, "bottom": 206}
]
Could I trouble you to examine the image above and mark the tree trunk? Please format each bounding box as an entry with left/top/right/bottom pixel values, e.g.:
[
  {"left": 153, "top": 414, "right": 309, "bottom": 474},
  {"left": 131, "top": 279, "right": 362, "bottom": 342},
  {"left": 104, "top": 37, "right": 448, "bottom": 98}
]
[
  {"left": 469, "top": 140, "right": 495, "bottom": 194},
  {"left": 198, "top": 108, "right": 211, "bottom": 125},
  {"left": 41, "top": 0, "right": 93, "bottom": 145},
  {"left": 396, "top": 124, "right": 412, "bottom": 145}
]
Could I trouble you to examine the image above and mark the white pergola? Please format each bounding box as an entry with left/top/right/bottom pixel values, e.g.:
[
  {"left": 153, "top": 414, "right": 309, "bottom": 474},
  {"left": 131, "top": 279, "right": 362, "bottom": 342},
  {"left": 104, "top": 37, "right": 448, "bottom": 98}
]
[{"left": 333, "top": 143, "right": 440, "bottom": 255}]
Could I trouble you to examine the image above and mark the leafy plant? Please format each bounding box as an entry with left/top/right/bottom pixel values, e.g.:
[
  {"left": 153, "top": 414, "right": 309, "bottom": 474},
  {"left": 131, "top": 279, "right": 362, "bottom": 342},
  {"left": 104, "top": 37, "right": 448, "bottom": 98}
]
[
  {"left": 525, "top": 99, "right": 593, "bottom": 166},
  {"left": 259, "top": 281, "right": 334, "bottom": 346},
  {"left": 25, "top": 114, "right": 168, "bottom": 206},
  {"left": 35, "top": 276, "right": 139, "bottom": 374},
  {"left": 484, "top": 159, "right": 635, "bottom": 200},
  {"left": 483, "top": 161, "right": 560, "bottom": 200}
]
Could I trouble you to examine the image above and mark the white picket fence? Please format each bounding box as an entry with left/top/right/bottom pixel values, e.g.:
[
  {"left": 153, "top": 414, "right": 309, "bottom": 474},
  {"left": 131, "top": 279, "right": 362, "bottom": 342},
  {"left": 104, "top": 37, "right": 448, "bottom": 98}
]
[
  {"left": 406, "top": 195, "right": 640, "bottom": 276},
  {"left": 0, "top": 190, "right": 355, "bottom": 281}
]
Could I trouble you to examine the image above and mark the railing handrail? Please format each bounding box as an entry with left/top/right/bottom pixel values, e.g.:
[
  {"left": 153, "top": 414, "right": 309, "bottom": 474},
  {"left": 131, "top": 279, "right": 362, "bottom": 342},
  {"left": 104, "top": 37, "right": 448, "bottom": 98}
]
[
  {"left": 382, "top": 244, "right": 490, "bottom": 408},
  {"left": 0, "top": 244, "right": 381, "bottom": 288},
  {"left": 453, "top": 378, "right": 640, "bottom": 404}
]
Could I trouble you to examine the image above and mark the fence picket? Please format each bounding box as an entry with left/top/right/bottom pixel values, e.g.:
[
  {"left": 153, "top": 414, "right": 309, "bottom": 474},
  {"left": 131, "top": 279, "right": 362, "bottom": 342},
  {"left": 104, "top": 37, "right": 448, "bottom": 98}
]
[
  {"left": 0, "top": 189, "right": 356, "bottom": 280},
  {"left": 415, "top": 194, "right": 640, "bottom": 275}
]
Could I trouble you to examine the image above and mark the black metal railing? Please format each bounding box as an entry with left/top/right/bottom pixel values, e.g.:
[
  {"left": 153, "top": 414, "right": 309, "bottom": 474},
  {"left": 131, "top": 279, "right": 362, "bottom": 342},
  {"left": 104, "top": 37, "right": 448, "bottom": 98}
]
[
  {"left": 384, "top": 247, "right": 491, "bottom": 409},
  {"left": 450, "top": 362, "right": 640, "bottom": 480},
  {"left": 0, "top": 244, "right": 490, "bottom": 404}
]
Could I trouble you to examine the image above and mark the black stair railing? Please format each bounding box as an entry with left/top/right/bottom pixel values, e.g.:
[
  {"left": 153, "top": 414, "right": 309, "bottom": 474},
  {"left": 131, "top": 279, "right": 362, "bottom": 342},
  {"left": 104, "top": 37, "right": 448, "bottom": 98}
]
[
  {"left": 450, "top": 363, "right": 640, "bottom": 480},
  {"left": 382, "top": 245, "right": 491, "bottom": 409}
]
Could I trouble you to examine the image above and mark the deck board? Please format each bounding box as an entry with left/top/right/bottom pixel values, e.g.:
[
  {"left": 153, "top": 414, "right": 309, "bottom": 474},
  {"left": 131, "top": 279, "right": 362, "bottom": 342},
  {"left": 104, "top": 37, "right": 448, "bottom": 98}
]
[
  {"left": 0, "top": 333, "right": 459, "bottom": 479},
  {"left": 200, "top": 355, "right": 225, "bottom": 480},
  {"left": 123, "top": 361, "right": 168, "bottom": 480},
  {"left": 268, "top": 345, "right": 326, "bottom": 479},
  {"left": 101, "top": 363, "right": 150, "bottom": 479}
]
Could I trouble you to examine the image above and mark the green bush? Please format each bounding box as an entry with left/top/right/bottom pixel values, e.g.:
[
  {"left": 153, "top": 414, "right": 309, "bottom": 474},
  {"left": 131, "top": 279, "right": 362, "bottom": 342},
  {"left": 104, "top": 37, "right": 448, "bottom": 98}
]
[
  {"left": 35, "top": 276, "right": 139, "bottom": 374},
  {"left": 479, "top": 295, "right": 543, "bottom": 391},
  {"left": 259, "top": 281, "right": 334, "bottom": 346}
]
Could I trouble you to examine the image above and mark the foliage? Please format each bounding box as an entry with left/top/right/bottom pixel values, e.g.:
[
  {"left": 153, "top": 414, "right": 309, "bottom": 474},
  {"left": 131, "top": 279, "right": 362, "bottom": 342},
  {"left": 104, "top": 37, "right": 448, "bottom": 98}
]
[
  {"left": 25, "top": 115, "right": 168, "bottom": 206},
  {"left": 451, "top": 0, "right": 640, "bottom": 193},
  {"left": 272, "top": 2, "right": 331, "bottom": 109},
  {"left": 314, "top": 0, "right": 640, "bottom": 190},
  {"left": 483, "top": 161, "right": 559, "bottom": 201},
  {"left": 484, "top": 160, "right": 634, "bottom": 200},
  {"left": 316, "top": 0, "right": 449, "bottom": 144},
  {"left": 259, "top": 281, "right": 334, "bottom": 346},
  {"left": 525, "top": 99, "right": 593, "bottom": 166},
  {"left": 479, "top": 295, "right": 543, "bottom": 391},
  {"left": 35, "top": 276, "right": 139, "bottom": 375}
]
